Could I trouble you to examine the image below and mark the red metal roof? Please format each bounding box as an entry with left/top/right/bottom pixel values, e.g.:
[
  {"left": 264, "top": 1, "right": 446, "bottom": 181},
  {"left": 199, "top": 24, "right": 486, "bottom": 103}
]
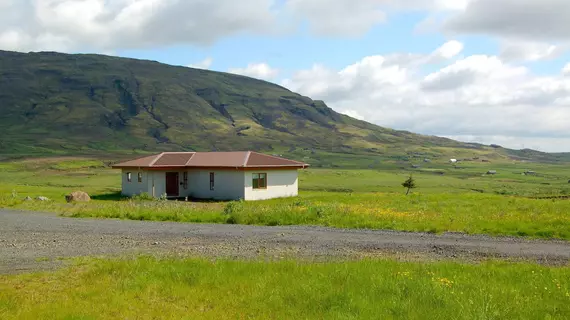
[
  {"left": 112, "top": 151, "right": 309, "bottom": 169},
  {"left": 246, "top": 152, "right": 306, "bottom": 167},
  {"left": 153, "top": 152, "right": 194, "bottom": 167}
]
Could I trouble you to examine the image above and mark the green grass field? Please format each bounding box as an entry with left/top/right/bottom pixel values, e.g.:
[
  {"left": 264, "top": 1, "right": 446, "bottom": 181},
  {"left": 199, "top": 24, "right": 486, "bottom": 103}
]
[
  {"left": 1, "top": 257, "right": 569, "bottom": 319},
  {"left": 1, "top": 157, "right": 570, "bottom": 239},
  {"left": 1, "top": 158, "right": 570, "bottom": 319}
]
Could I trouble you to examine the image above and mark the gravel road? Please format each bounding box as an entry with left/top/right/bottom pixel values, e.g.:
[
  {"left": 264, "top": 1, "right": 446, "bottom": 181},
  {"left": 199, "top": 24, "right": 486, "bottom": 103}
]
[{"left": 1, "top": 210, "right": 569, "bottom": 273}]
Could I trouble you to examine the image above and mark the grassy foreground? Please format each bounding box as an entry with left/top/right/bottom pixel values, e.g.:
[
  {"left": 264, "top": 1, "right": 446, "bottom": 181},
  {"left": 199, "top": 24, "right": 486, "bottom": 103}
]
[
  {"left": 1, "top": 257, "right": 569, "bottom": 319},
  {"left": 2, "top": 158, "right": 570, "bottom": 239}
]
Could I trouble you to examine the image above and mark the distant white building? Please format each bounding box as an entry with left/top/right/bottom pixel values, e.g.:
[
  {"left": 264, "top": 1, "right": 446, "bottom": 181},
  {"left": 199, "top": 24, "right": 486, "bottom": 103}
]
[{"left": 112, "top": 152, "right": 309, "bottom": 201}]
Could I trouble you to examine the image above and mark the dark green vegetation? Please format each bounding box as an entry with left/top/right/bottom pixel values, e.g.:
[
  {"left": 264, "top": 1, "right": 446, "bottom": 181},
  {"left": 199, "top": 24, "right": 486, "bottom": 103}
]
[
  {"left": 402, "top": 174, "right": 416, "bottom": 195},
  {"left": 1, "top": 257, "right": 568, "bottom": 319},
  {"left": 2, "top": 50, "right": 570, "bottom": 165},
  {"left": 2, "top": 158, "right": 570, "bottom": 239}
]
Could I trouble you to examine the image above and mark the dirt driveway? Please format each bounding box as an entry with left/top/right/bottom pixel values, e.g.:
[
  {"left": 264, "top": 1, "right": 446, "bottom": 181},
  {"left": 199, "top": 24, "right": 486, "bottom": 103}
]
[{"left": 1, "top": 210, "right": 569, "bottom": 273}]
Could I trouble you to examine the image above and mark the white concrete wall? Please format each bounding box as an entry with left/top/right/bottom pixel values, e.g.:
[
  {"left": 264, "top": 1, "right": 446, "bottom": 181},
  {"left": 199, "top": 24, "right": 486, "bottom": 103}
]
[
  {"left": 121, "top": 169, "right": 151, "bottom": 197},
  {"left": 244, "top": 170, "right": 298, "bottom": 201},
  {"left": 186, "top": 170, "right": 245, "bottom": 200},
  {"left": 147, "top": 171, "right": 166, "bottom": 198},
  {"left": 120, "top": 169, "right": 299, "bottom": 200}
]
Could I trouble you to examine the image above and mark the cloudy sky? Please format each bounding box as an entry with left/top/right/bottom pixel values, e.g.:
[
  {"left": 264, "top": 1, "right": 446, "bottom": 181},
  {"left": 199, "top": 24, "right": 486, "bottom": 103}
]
[{"left": 1, "top": 0, "right": 570, "bottom": 152}]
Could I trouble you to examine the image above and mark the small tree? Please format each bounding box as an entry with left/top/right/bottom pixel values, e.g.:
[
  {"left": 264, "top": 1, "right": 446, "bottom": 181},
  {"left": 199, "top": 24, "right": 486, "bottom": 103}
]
[{"left": 402, "top": 175, "right": 416, "bottom": 195}]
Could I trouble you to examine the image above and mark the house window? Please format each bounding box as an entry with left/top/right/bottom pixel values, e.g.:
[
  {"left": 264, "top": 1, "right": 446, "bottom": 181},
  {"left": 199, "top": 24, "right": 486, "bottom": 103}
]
[
  {"left": 183, "top": 172, "right": 188, "bottom": 189},
  {"left": 252, "top": 173, "right": 267, "bottom": 189},
  {"left": 210, "top": 172, "right": 215, "bottom": 190},
  {"left": 126, "top": 172, "right": 132, "bottom": 183},
  {"left": 137, "top": 172, "right": 143, "bottom": 183}
]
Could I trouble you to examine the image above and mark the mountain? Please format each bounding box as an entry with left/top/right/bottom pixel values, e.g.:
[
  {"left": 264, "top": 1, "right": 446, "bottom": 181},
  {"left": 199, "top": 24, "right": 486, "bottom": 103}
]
[{"left": 0, "top": 50, "right": 567, "bottom": 165}]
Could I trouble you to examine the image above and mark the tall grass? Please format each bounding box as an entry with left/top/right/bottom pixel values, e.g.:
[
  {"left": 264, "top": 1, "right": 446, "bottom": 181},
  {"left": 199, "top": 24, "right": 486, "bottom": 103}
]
[{"left": 1, "top": 257, "right": 568, "bottom": 319}]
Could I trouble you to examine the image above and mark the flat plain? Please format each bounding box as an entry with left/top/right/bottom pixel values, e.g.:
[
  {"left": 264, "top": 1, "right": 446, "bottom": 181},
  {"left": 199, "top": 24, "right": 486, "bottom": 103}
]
[
  {"left": 1, "top": 157, "right": 570, "bottom": 239},
  {"left": 1, "top": 157, "right": 569, "bottom": 319}
]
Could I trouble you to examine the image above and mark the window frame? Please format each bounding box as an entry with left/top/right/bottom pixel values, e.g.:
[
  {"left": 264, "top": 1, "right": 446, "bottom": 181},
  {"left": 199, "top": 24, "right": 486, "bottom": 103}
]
[
  {"left": 183, "top": 172, "right": 188, "bottom": 190},
  {"left": 209, "top": 172, "right": 215, "bottom": 191},
  {"left": 137, "top": 172, "right": 143, "bottom": 183},
  {"left": 126, "top": 172, "right": 132, "bottom": 183},
  {"left": 252, "top": 173, "right": 267, "bottom": 190}
]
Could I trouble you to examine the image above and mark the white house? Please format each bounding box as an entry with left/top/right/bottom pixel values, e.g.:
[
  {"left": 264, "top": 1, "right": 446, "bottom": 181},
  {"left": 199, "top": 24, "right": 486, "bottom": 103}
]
[{"left": 112, "top": 151, "right": 309, "bottom": 201}]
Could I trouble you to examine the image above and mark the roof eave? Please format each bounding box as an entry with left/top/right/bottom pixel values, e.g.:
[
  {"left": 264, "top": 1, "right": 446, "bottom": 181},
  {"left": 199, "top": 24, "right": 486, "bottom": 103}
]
[
  {"left": 243, "top": 164, "right": 309, "bottom": 169},
  {"left": 112, "top": 165, "right": 310, "bottom": 169}
]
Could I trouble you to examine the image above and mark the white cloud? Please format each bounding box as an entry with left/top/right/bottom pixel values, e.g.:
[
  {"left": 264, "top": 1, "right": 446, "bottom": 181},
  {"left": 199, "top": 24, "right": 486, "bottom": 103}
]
[
  {"left": 563, "top": 63, "right": 570, "bottom": 76},
  {"left": 189, "top": 57, "right": 213, "bottom": 70},
  {"left": 283, "top": 42, "right": 570, "bottom": 152},
  {"left": 0, "top": 0, "right": 13, "bottom": 8},
  {"left": 432, "top": 40, "right": 463, "bottom": 59},
  {"left": 0, "top": 0, "right": 277, "bottom": 52},
  {"left": 499, "top": 41, "right": 565, "bottom": 62},
  {"left": 0, "top": 30, "right": 29, "bottom": 51},
  {"left": 228, "top": 63, "right": 279, "bottom": 80},
  {"left": 432, "top": 0, "right": 471, "bottom": 11},
  {"left": 444, "top": 135, "right": 570, "bottom": 153},
  {"left": 285, "top": 0, "right": 386, "bottom": 36},
  {"left": 444, "top": 0, "right": 570, "bottom": 42},
  {"left": 341, "top": 110, "right": 365, "bottom": 121},
  {"left": 396, "top": 0, "right": 472, "bottom": 11},
  {"left": 282, "top": 40, "right": 464, "bottom": 101},
  {"left": 3, "top": 0, "right": 565, "bottom": 54},
  {"left": 284, "top": 0, "right": 471, "bottom": 37},
  {"left": 0, "top": 0, "right": 465, "bottom": 49},
  {"left": 421, "top": 55, "right": 528, "bottom": 92}
]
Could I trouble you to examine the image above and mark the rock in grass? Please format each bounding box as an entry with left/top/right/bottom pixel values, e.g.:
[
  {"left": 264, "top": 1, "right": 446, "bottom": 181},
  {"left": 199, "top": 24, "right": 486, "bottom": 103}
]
[
  {"left": 36, "top": 196, "right": 50, "bottom": 201},
  {"left": 24, "top": 196, "right": 32, "bottom": 201},
  {"left": 65, "top": 191, "right": 91, "bottom": 203}
]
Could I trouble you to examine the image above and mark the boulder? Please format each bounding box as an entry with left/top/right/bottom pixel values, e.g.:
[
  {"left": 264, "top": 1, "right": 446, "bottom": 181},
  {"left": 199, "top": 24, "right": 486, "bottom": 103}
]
[
  {"left": 36, "top": 196, "right": 50, "bottom": 201},
  {"left": 65, "top": 191, "right": 91, "bottom": 203},
  {"left": 24, "top": 196, "right": 32, "bottom": 201}
]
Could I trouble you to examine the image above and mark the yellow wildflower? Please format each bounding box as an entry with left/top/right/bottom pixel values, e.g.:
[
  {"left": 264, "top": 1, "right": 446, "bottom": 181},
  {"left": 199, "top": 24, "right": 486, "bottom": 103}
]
[
  {"left": 395, "top": 271, "right": 412, "bottom": 279},
  {"left": 433, "top": 277, "right": 454, "bottom": 288}
]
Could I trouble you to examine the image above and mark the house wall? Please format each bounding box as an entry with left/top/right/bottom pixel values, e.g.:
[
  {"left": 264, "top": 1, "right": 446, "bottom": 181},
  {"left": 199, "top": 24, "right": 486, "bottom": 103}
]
[
  {"left": 186, "top": 169, "right": 245, "bottom": 200},
  {"left": 120, "top": 168, "right": 299, "bottom": 201},
  {"left": 121, "top": 169, "right": 151, "bottom": 197},
  {"left": 146, "top": 171, "right": 167, "bottom": 198},
  {"left": 244, "top": 169, "right": 298, "bottom": 201}
]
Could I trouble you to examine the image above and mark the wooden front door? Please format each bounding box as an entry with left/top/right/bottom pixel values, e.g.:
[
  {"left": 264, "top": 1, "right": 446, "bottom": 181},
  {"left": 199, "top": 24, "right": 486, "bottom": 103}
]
[{"left": 165, "top": 172, "right": 179, "bottom": 197}]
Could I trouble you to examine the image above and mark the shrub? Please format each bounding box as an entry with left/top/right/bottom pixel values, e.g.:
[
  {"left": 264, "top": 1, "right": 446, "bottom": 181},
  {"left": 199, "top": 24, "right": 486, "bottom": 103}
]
[
  {"left": 131, "top": 192, "right": 154, "bottom": 201},
  {"left": 223, "top": 200, "right": 244, "bottom": 215},
  {"left": 402, "top": 175, "right": 416, "bottom": 195}
]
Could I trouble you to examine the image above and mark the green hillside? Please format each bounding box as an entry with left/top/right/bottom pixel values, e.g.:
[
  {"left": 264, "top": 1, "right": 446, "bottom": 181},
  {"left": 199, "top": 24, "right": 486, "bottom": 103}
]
[{"left": 0, "top": 50, "right": 567, "bottom": 165}]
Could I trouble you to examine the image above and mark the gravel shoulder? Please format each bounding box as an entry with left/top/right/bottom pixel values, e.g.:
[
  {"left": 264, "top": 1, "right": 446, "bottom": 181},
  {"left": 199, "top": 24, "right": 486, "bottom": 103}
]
[{"left": 1, "top": 209, "right": 569, "bottom": 273}]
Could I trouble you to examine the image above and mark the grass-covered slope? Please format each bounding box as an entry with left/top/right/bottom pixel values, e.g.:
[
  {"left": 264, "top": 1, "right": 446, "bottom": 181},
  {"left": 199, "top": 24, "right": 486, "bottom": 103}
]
[{"left": 1, "top": 50, "right": 568, "bottom": 163}]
